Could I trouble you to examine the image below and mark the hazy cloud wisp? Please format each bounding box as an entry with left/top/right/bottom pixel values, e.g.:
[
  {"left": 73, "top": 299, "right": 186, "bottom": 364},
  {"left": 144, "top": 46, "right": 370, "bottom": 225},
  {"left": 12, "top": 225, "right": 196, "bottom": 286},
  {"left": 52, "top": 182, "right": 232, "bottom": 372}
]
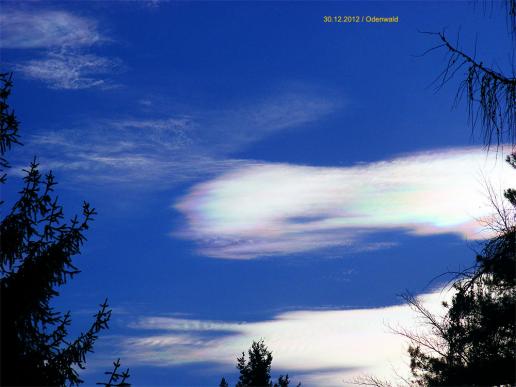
[
  {"left": 1, "top": 9, "right": 118, "bottom": 89},
  {"left": 22, "top": 92, "right": 335, "bottom": 185},
  {"left": 0, "top": 10, "right": 102, "bottom": 49}
]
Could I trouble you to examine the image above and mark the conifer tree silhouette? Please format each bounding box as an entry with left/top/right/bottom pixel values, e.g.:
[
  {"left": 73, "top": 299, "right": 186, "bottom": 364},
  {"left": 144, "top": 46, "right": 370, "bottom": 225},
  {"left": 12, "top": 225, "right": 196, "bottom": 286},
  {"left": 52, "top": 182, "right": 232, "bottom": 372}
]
[
  {"left": 236, "top": 340, "right": 273, "bottom": 387},
  {"left": 221, "top": 340, "right": 298, "bottom": 387},
  {"left": 0, "top": 72, "right": 129, "bottom": 386},
  {"left": 96, "top": 359, "right": 131, "bottom": 387}
]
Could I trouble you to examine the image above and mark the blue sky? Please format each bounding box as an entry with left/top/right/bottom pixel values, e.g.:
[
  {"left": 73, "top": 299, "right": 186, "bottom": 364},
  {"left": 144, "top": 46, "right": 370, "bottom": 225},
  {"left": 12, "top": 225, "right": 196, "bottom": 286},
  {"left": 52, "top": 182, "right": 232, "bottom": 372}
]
[{"left": 1, "top": 1, "right": 514, "bottom": 385}]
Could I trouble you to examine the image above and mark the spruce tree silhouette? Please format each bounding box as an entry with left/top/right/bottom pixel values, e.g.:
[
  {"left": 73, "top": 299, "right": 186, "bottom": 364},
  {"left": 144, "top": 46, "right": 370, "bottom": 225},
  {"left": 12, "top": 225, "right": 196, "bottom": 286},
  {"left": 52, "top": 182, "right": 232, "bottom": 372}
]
[
  {"left": 236, "top": 340, "right": 273, "bottom": 387},
  {"left": 220, "top": 340, "right": 298, "bottom": 387},
  {"left": 0, "top": 73, "right": 129, "bottom": 386},
  {"left": 96, "top": 359, "right": 131, "bottom": 387}
]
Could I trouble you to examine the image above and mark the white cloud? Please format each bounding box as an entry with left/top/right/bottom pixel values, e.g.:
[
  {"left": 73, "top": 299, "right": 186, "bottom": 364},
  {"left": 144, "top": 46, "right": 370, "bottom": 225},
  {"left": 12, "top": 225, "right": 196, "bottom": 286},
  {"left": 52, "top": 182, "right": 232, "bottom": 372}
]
[
  {"left": 174, "top": 147, "right": 513, "bottom": 259},
  {"left": 202, "top": 93, "right": 336, "bottom": 154},
  {"left": 1, "top": 9, "right": 118, "bottom": 89},
  {"left": 114, "top": 291, "right": 449, "bottom": 385},
  {"left": 16, "top": 51, "right": 119, "bottom": 90},
  {"left": 0, "top": 10, "right": 102, "bottom": 49},
  {"left": 23, "top": 92, "right": 335, "bottom": 184}
]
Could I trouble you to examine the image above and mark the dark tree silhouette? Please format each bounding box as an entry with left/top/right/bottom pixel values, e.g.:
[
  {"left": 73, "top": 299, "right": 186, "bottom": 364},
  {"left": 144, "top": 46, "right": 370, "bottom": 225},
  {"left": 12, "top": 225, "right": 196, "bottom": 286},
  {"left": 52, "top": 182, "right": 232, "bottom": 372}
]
[
  {"left": 505, "top": 153, "right": 516, "bottom": 203},
  {"left": 354, "top": 154, "right": 515, "bottom": 386},
  {"left": 220, "top": 340, "right": 298, "bottom": 387},
  {"left": 397, "top": 3, "right": 516, "bottom": 383},
  {"left": 96, "top": 359, "right": 131, "bottom": 387},
  {"left": 401, "top": 154, "right": 515, "bottom": 386},
  {"left": 0, "top": 73, "right": 20, "bottom": 188},
  {"left": 275, "top": 375, "right": 292, "bottom": 387},
  {"left": 344, "top": 5, "right": 516, "bottom": 386},
  {"left": 236, "top": 340, "right": 273, "bottom": 387},
  {"left": 0, "top": 73, "right": 128, "bottom": 386},
  {"left": 423, "top": 0, "right": 516, "bottom": 148}
]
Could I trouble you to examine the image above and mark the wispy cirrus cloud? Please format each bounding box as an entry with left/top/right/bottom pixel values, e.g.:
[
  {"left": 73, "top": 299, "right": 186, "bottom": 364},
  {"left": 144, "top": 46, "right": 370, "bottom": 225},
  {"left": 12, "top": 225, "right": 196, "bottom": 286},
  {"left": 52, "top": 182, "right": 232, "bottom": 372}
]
[
  {"left": 1, "top": 8, "right": 119, "bottom": 89},
  {"left": 0, "top": 10, "right": 103, "bottom": 49},
  {"left": 107, "top": 291, "right": 449, "bottom": 385},
  {"left": 27, "top": 124, "right": 240, "bottom": 185},
  {"left": 200, "top": 92, "right": 337, "bottom": 154},
  {"left": 174, "top": 147, "right": 513, "bottom": 259},
  {"left": 23, "top": 91, "right": 335, "bottom": 185},
  {"left": 16, "top": 51, "right": 120, "bottom": 90}
]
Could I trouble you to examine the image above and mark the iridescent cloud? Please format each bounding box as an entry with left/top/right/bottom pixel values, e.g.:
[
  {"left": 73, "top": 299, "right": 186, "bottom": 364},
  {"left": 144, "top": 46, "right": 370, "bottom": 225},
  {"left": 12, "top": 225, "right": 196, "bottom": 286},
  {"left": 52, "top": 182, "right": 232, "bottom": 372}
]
[
  {"left": 175, "top": 147, "right": 513, "bottom": 259},
  {"left": 116, "top": 291, "right": 449, "bottom": 385}
]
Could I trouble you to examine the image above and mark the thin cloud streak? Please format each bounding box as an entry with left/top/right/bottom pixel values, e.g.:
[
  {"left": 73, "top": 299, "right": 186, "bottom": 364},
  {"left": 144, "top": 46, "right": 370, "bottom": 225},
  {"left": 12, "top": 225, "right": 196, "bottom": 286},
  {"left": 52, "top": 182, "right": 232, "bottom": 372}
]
[
  {"left": 16, "top": 51, "right": 120, "bottom": 90},
  {"left": 21, "top": 92, "right": 335, "bottom": 186},
  {"left": 24, "top": 118, "right": 240, "bottom": 185},
  {"left": 175, "top": 147, "right": 513, "bottom": 259},
  {"left": 0, "top": 10, "right": 102, "bottom": 49},
  {"left": 114, "top": 291, "right": 449, "bottom": 385},
  {"left": 201, "top": 93, "right": 337, "bottom": 154},
  {"left": 2, "top": 8, "right": 118, "bottom": 89}
]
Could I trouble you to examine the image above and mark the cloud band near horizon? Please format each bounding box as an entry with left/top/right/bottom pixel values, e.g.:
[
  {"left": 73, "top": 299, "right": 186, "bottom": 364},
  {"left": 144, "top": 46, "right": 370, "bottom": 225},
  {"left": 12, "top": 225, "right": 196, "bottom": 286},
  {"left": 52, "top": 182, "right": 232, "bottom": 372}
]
[{"left": 109, "top": 290, "right": 450, "bottom": 386}]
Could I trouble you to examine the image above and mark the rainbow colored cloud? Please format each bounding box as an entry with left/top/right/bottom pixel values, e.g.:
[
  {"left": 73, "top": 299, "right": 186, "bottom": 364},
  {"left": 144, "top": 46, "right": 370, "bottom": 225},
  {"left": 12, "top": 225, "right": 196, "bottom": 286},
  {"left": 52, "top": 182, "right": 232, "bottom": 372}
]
[
  {"left": 118, "top": 291, "right": 450, "bottom": 385},
  {"left": 174, "top": 146, "right": 513, "bottom": 259}
]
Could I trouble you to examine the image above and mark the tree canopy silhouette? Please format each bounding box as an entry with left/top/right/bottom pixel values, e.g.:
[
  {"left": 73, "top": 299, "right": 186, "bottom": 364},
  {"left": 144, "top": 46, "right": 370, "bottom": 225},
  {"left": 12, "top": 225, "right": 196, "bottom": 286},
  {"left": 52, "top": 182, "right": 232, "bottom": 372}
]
[
  {"left": 355, "top": 4, "right": 516, "bottom": 386},
  {"left": 400, "top": 154, "right": 515, "bottom": 386},
  {"left": 354, "top": 159, "right": 516, "bottom": 387},
  {"left": 236, "top": 340, "right": 273, "bottom": 387},
  {"left": 399, "top": 3, "right": 516, "bottom": 384},
  {"left": 0, "top": 72, "right": 129, "bottom": 386},
  {"left": 220, "top": 340, "right": 299, "bottom": 387}
]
